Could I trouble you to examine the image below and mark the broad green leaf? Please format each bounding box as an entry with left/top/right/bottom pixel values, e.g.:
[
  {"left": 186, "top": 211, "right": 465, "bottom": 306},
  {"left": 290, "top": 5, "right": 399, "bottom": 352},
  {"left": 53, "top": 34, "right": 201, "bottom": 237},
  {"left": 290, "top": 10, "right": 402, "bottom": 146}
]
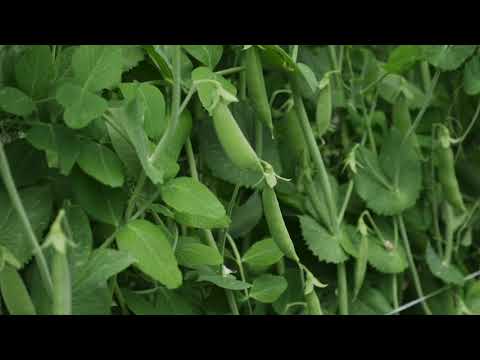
[
  {"left": 258, "top": 45, "right": 297, "bottom": 72},
  {"left": 464, "top": 55, "right": 480, "bottom": 96},
  {"left": 73, "top": 248, "right": 136, "bottom": 291},
  {"left": 384, "top": 45, "right": 423, "bottom": 74},
  {"left": 242, "top": 238, "right": 284, "bottom": 268},
  {"left": 15, "top": 45, "right": 54, "bottom": 99},
  {"left": 160, "top": 177, "right": 230, "bottom": 229},
  {"left": 351, "top": 286, "right": 393, "bottom": 315},
  {"left": 378, "top": 73, "right": 427, "bottom": 109},
  {"left": 229, "top": 191, "right": 263, "bottom": 238},
  {"left": 250, "top": 274, "right": 288, "bottom": 303},
  {"left": 0, "top": 185, "right": 52, "bottom": 266},
  {"left": 120, "top": 82, "right": 167, "bottom": 139},
  {"left": 197, "top": 274, "right": 252, "bottom": 291},
  {"left": 120, "top": 46, "right": 145, "bottom": 72},
  {"left": 64, "top": 205, "right": 92, "bottom": 281},
  {"left": 106, "top": 122, "right": 142, "bottom": 178},
  {"left": 355, "top": 129, "right": 422, "bottom": 216},
  {"left": 0, "top": 87, "right": 35, "bottom": 116},
  {"left": 26, "top": 123, "right": 81, "bottom": 176},
  {"left": 71, "top": 169, "right": 126, "bottom": 226},
  {"left": 2, "top": 139, "right": 48, "bottom": 189},
  {"left": 368, "top": 237, "right": 408, "bottom": 274},
  {"left": 183, "top": 45, "right": 223, "bottom": 69},
  {"left": 299, "top": 215, "right": 348, "bottom": 264},
  {"left": 123, "top": 288, "right": 197, "bottom": 315},
  {"left": 72, "top": 45, "right": 123, "bottom": 92},
  {"left": 116, "top": 220, "right": 182, "bottom": 289},
  {"left": 72, "top": 284, "right": 112, "bottom": 315},
  {"left": 77, "top": 141, "right": 125, "bottom": 188},
  {"left": 421, "top": 45, "right": 476, "bottom": 71},
  {"left": 425, "top": 243, "right": 464, "bottom": 285},
  {"left": 175, "top": 236, "right": 223, "bottom": 268},
  {"left": 56, "top": 82, "right": 108, "bottom": 129}
]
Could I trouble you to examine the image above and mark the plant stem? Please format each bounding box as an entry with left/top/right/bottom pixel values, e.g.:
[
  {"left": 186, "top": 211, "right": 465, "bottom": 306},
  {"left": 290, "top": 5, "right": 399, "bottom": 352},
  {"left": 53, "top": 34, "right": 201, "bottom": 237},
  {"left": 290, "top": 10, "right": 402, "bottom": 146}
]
[
  {"left": 0, "top": 141, "right": 54, "bottom": 298},
  {"left": 397, "top": 215, "right": 432, "bottom": 315},
  {"left": 420, "top": 61, "right": 432, "bottom": 92},
  {"left": 443, "top": 203, "right": 455, "bottom": 266},
  {"left": 216, "top": 66, "right": 245, "bottom": 76},
  {"left": 337, "top": 262, "right": 349, "bottom": 315},
  {"left": 290, "top": 81, "right": 338, "bottom": 230},
  {"left": 150, "top": 45, "right": 182, "bottom": 164},
  {"left": 226, "top": 233, "right": 252, "bottom": 314},
  {"left": 125, "top": 172, "right": 146, "bottom": 221}
]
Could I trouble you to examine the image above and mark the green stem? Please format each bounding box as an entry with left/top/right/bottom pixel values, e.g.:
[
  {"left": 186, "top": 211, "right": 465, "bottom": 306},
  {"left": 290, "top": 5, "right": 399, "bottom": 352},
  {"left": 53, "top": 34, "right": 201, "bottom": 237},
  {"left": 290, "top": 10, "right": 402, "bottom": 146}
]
[
  {"left": 150, "top": 45, "right": 182, "bottom": 164},
  {"left": 216, "top": 66, "right": 245, "bottom": 76},
  {"left": 398, "top": 215, "right": 432, "bottom": 315},
  {"left": 337, "top": 262, "right": 349, "bottom": 315},
  {"left": 226, "top": 233, "right": 252, "bottom": 314},
  {"left": 226, "top": 291, "right": 240, "bottom": 315},
  {"left": 337, "top": 180, "right": 354, "bottom": 226},
  {"left": 443, "top": 203, "right": 455, "bottom": 266},
  {"left": 420, "top": 61, "right": 432, "bottom": 92},
  {"left": 290, "top": 81, "right": 338, "bottom": 230},
  {"left": 0, "top": 142, "right": 54, "bottom": 298},
  {"left": 125, "top": 172, "right": 146, "bottom": 221}
]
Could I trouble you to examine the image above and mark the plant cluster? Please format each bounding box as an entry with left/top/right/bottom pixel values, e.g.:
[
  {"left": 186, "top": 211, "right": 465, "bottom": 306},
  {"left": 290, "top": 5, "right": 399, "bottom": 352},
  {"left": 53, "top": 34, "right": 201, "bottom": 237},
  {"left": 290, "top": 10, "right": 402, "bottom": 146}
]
[{"left": 0, "top": 45, "right": 479, "bottom": 315}]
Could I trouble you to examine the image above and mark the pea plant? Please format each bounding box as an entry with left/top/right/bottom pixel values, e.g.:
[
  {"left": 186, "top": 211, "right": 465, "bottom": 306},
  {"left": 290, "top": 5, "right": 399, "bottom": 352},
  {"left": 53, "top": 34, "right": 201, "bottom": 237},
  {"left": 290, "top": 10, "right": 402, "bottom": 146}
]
[{"left": 1, "top": 44, "right": 480, "bottom": 315}]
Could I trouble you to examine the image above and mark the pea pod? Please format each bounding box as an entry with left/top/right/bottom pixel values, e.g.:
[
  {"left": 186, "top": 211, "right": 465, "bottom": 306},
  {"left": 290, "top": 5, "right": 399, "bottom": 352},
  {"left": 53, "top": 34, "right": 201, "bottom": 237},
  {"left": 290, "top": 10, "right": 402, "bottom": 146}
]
[
  {"left": 245, "top": 46, "right": 273, "bottom": 133},
  {"left": 305, "top": 289, "right": 323, "bottom": 315},
  {"left": 0, "top": 264, "right": 36, "bottom": 315},
  {"left": 436, "top": 124, "right": 466, "bottom": 211},
  {"left": 279, "top": 108, "right": 309, "bottom": 161},
  {"left": 353, "top": 233, "right": 369, "bottom": 299},
  {"left": 211, "top": 101, "right": 263, "bottom": 173},
  {"left": 262, "top": 186, "right": 299, "bottom": 262},
  {"left": 51, "top": 251, "right": 72, "bottom": 315},
  {"left": 393, "top": 97, "right": 419, "bottom": 150},
  {"left": 315, "top": 78, "right": 332, "bottom": 137}
]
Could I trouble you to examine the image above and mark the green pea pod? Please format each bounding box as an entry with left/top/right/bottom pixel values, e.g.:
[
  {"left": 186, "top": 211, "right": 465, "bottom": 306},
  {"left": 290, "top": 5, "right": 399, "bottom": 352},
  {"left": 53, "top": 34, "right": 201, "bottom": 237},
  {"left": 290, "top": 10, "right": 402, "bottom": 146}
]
[
  {"left": 0, "top": 264, "right": 36, "bottom": 315},
  {"left": 353, "top": 234, "right": 369, "bottom": 299},
  {"left": 211, "top": 101, "right": 263, "bottom": 172},
  {"left": 315, "top": 79, "right": 332, "bottom": 137},
  {"left": 392, "top": 97, "right": 419, "bottom": 150},
  {"left": 305, "top": 289, "right": 323, "bottom": 315},
  {"left": 279, "top": 108, "right": 309, "bottom": 161},
  {"left": 262, "top": 186, "right": 299, "bottom": 262},
  {"left": 245, "top": 46, "right": 274, "bottom": 134},
  {"left": 51, "top": 251, "right": 72, "bottom": 315},
  {"left": 436, "top": 125, "right": 466, "bottom": 211}
]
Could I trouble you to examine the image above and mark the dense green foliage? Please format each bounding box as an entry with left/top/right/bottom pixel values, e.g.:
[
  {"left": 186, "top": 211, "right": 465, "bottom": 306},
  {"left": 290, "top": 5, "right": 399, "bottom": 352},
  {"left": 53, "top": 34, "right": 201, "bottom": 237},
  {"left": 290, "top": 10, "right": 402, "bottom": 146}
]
[{"left": 0, "top": 45, "right": 480, "bottom": 315}]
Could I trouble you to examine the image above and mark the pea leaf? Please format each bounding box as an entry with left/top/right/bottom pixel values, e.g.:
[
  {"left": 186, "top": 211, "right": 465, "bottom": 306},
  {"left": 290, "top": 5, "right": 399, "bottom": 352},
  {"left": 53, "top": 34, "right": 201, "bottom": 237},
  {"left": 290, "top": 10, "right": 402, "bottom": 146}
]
[
  {"left": 73, "top": 249, "right": 136, "bottom": 291},
  {"left": 368, "top": 237, "right": 408, "bottom": 274},
  {"left": 425, "top": 243, "right": 464, "bottom": 285},
  {"left": 26, "top": 123, "right": 81, "bottom": 176},
  {"left": 160, "top": 177, "right": 230, "bottom": 229},
  {"left": 175, "top": 236, "right": 223, "bottom": 268},
  {"left": 197, "top": 274, "right": 252, "bottom": 291},
  {"left": 120, "top": 46, "right": 145, "bottom": 72},
  {"left": 0, "top": 185, "right": 52, "bottom": 266},
  {"left": 77, "top": 141, "right": 125, "bottom": 188},
  {"left": 183, "top": 45, "right": 223, "bottom": 69},
  {"left": 272, "top": 268, "right": 304, "bottom": 315},
  {"left": 299, "top": 215, "right": 348, "bottom": 264},
  {"left": 0, "top": 264, "right": 36, "bottom": 315},
  {"left": 56, "top": 82, "right": 108, "bottom": 129},
  {"left": 421, "top": 45, "right": 477, "bottom": 71},
  {"left": 384, "top": 45, "right": 423, "bottom": 74},
  {"left": 106, "top": 122, "right": 142, "bottom": 178},
  {"left": 229, "top": 191, "right": 263, "bottom": 238},
  {"left": 116, "top": 219, "right": 182, "bottom": 289},
  {"left": 379, "top": 74, "right": 426, "bottom": 109},
  {"left": 143, "top": 45, "right": 173, "bottom": 83},
  {"left": 123, "top": 288, "right": 197, "bottom": 315},
  {"left": 249, "top": 274, "right": 288, "bottom": 303},
  {"left": 242, "top": 238, "right": 284, "bottom": 268},
  {"left": 465, "top": 281, "right": 480, "bottom": 314},
  {"left": 72, "top": 45, "right": 123, "bottom": 92},
  {"left": 72, "top": 284, "right": 112, "bottom": 315},
  {"left": 192, "top": 66, "right": 237, "bottom": 113},
  {"left": 15, "top": 45, "right": 54, "bottom": 99},
  {"left": 71, "top": 169, "right": 126, "bottom": 226},
  {"left": 464, "top": 55, "right": 480, "bottom": 96},
  {"left": 120, "top": 82, "right": 167, "bottom": 139},
  {"left": 0, "top": 87, "right": 35, "bottom": 116},
  {"left": 354, "top": 128, "right": 422, "bottom": 216}
]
